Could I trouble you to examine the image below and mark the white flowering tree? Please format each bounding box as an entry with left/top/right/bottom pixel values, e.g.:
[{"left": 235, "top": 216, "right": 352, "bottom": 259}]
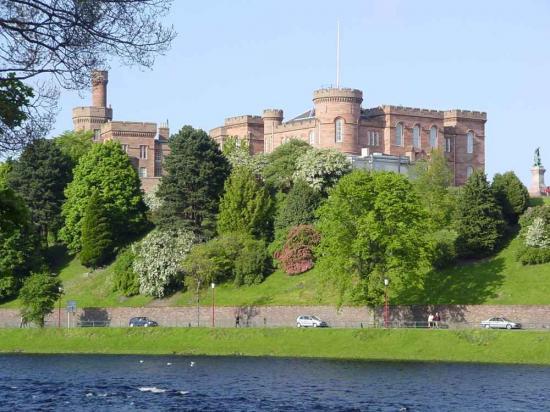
[
  {"left": 143, "top": 185, "right": 163, "bottom": 213},
  {"left": 132, "top": 228, "right": 196, "bottom": 297},
  {"left": 525, "top": 217, "right": 550, "bottom": 248},
  {"left": 294, "top": 148, "right": 352, "bottom": 192},
  {"left": 222, "top": 136, "right": 268, "bottom": 177}
]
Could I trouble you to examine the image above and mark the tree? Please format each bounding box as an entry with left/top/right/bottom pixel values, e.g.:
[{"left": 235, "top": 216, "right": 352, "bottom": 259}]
[
  {"left": 217, "top": 167, "right": 273, "bottom": 239},
  {"left": 222, "top": 136, "right": 268, "bottom": 176},
  {"left": 54, "top": 130, "right": 94, "bottom": 166},
  {"left": 113, "top": 248, "right": 140, "bottom": 296},
  {"left": 19, "top": 272, "right": 62, "bottom": 327},
  {"left": 80, "top": 191, "right": 113, "bottom": 268},
  {"left": 132, "top": 228, "right": 196, "bottom": 298},
  {"left": 410, "top": 149, "right": 455, "bottom": 229},
  {"left": 316, "top": 170, "right": 430, "bottom": 306},
  {"left": 293, "top": 148, "right": 352, "bottom": 192},
  {"left": 61, "top": 140, "right": 147, "bottom": 253},
  {"left": 157, "top": 126, "right": 230, "bottom": 235},
  {"left": 234, "top": 237, "right": 271, "bottom": 286},
  {"left": 262, "top": 139, "right": 311, "bottom": 191},
  {"left": 274, "top": 225, "right": 321, "bottom": 275},
  {"left": 491, "top": 171, "right": 530, "bottom": 225},
  {"left": 274, "top": 179, "right": 322, "bottom": 232},
  {"left": 0, "top": 187, "right": 40, "bottom": 300},
  {"left": 0, "top": 159, "right": 13, "bottom": 188},
  {"left": 453, "top": 171, "right": 505, "bottom": 257},
  {"left": 8, "top": 138, "right": 72, "bottom": 244}
]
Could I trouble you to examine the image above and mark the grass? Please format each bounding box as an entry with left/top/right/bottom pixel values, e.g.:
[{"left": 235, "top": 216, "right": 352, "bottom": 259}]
[{"left": 0, "top": 328, "right": 548, "bottom": 365}]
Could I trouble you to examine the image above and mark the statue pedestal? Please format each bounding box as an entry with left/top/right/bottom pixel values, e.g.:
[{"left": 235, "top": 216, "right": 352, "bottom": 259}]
[{"left": 530, "top": 166, "right": 546, "bottom": 197}]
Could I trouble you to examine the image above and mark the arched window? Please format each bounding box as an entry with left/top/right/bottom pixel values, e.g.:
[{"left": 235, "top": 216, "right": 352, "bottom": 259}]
[
  {"left": 309, "top": 130, "right": 315, "bottom": 145},
  {"left": 429, "top": 126, "right": 438, "bottom": 148},
  {"left": 467, "top": 131, "right": 474, "bottom": 154},
  {"left": 335, "top": 118, "right": 343, "bottom": 143},
  {"left": 413, "top": 125, "right": 421, "bottom": 148},
  {"left": 467, "top": 166, "right": 474, "bottom": 178},
  {"left": 395, "top": 123, "right": 403, "bottom": 146}
]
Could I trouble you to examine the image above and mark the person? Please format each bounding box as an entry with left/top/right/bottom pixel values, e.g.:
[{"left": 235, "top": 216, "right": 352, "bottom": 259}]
[
  {"left": 235, "top": 314, "right": 240, "bottom": 328},
  {"left": 427, "top": 313, "right": 434, "bottom": 328},
  {"left": 434, "top": 312, "right": 441, "bottom": 329}
]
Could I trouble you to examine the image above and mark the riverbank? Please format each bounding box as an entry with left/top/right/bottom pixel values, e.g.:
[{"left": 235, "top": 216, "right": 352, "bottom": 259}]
[{"left": 0, "top": 328, "right": 548, "bottom": 365}]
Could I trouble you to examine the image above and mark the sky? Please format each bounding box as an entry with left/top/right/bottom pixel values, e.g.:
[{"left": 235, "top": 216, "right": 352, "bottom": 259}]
[{"left": 52, "top": 0, "right": 550, "bottom": 186}]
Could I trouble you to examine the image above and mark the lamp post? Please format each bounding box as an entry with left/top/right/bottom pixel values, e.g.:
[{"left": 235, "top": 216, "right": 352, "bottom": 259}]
[
  {"left": 211, "top": 282, "right": 216, "bottom": 328},
  {"left": 384, "top": 278, "right": 389, "bottom": 328},
  {"left": 57, "top": 286, "right": 64, "bottom": 328}
]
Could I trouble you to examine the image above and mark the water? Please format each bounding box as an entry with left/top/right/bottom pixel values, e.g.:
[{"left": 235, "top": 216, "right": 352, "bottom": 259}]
[{"left": 0, "top": 355, "right": 548, "bottom": 411}]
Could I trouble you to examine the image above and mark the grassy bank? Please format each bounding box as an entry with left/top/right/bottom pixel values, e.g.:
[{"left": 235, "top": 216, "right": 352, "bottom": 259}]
[{"left": 0, "top": 328, "right": 549, "bottom": 365}]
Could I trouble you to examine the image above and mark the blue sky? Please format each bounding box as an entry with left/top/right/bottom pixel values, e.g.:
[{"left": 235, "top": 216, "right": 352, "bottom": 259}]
[{"left": 53, "top": 0, "right": 550, "bottom": 185}]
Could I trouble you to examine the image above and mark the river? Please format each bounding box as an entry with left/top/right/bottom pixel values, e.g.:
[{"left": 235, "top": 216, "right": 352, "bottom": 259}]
[{"left": 0, "top": 355, "right": 548, "bottom": 411}]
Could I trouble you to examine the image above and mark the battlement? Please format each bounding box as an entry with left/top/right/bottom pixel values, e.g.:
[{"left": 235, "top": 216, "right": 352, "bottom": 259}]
[
  {"left": 313, "top": 88, "right": 363, "bottom": 103},
  {"left": 380, "top": 105, "right": 445, "bottom": 118},
  {"left": 444, "top": 109, "right": 487, "bottom": 121},
  {"left": 72, "top": 106, "right": 113, "bottom": 119},
  {"left": 224, "top": 115, "right": 263, "bottom": 126},
  {"left": 102, "top": 121, "right": 157, "bottom": 134},
  {"left": 262, "top": 109, "right": 284, "bottom": 119}
]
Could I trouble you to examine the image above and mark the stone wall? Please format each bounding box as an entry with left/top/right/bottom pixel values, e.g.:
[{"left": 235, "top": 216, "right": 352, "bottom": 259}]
[{"left": 2, "top": 305, "right": 550, "bottom": 329}]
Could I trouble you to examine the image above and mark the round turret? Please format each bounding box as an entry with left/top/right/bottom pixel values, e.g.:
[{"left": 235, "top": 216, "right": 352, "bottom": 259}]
[
  {"left": 262, "top": 109, "right": 283, "bottom": 123},
  {"left": 92, "top": 70, "right": 109, "bottom": 108}
]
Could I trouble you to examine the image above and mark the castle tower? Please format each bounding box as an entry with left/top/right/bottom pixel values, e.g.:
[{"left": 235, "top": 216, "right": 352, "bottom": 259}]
[
  {"left": 313, "top": 88, "right": 362, "bottom": 154},
  {"left": 262, "top": 109, "right": 283, "bottom": 152},
  {"left": 72, "top": 70, "right": 113, "bottom": 136}
]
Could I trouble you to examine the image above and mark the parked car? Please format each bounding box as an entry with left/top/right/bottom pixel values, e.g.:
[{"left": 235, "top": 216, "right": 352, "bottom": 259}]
[
  {"left": 296, "top": 315, "right": 328, "bottom": 328},
  {"left": 480, "top": 317, "right": 521, "bottom": 330},
  {"left": 129, "top": 317, "right": 158, "bottom": 327}
]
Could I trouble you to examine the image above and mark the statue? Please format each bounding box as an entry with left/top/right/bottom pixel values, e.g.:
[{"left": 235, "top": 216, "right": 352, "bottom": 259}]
[{"left": 534, "top": 147, "right": 543, "bottom": 167}]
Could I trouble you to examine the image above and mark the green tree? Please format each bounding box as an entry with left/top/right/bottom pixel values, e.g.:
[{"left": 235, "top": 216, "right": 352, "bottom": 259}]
[
  {"left": 80, "top": 191, "right": 113, "bottom": 268},
  {"left": 262, "top": 139, "right": 311, "bottom": 191},
  {"left": 19, "top": 272, "right": 62, "bottom": 327},
  {"left": 60, "top": 140, "right": 147, "bottom": 253},
  {"left": 113, "top": 248, "right": 140, "bottom": 296},
  {"left": 54, "top": 130, "right": 94, "bottom": 165},
  {"left": 293, "top": 148, "right": 352, "bottom": 192},
  {"left": 8, "top": 138, "right": 72, "bottom": 244},
  {"left": 410, "top": 149, "right": 455, "bottom": 228},
  {"left": 217, "top": 167, "right": 274, "bottom": 239},
  {"left": 234, "top": 237, "right": 271, "bottom": 286},
  {"left": 0, "top": 188, "right": 40, "bottom": 300},
  {"left": 491, "top": 171, "right": 530, "bottom": 225},
  {"left": 453, "top": 171, "right": 505, "bottom": 257},
  {"left": 157, "top": 126, "right": 230, "bottom": 235},
  {"left": 316, "top": 170, "right": 430, "bottom": 306},
  {"left": 274, "top": 179, "right": 322, "bottom": 232},
  {"left": 0, "top": 159, "right": 13, "bottom": 188}
]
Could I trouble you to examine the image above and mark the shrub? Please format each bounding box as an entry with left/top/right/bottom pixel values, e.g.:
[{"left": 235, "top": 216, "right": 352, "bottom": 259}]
[
  {"left": 274, "top": 225, "right": 321, "bottom": 275},
  {"left": 429, "top": 229, "right": 458, "bottom": 269},
  {"left": 234, "top": 237, "right": 271, "bottom": 286},
  {"left": 19, "top": 272, "right": 62, "bottom": 327},
  {"left": 132, "top": 228, "right": 196, "bottom": 297},
  {"left": 113, "top": 248, "right": 139, "bottom": 296},
  {"left": 0, "top": 276, "right": 18, "bottom": 301},
  {"left": 80, "top": 191, "right": 113, "bottom": 268},
  {"left": 517, "top": 246, "right": 550, "bottom": 265}
]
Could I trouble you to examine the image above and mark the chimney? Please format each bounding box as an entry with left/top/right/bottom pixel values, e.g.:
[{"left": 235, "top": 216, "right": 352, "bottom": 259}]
[{"left": 92, "top": 70, "right": 108, "bottom": 108}]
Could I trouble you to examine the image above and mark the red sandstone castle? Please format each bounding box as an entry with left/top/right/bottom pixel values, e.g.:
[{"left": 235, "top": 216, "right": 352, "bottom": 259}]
[
  {"left": 210, "top": 88, "right": 486, "bottom": 185},
  {"left": 72, "top": 71, "right": 170, "bottom": 192}
]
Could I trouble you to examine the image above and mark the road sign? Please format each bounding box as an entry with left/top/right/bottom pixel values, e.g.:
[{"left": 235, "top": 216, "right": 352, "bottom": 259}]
[{"left": 67, "top": 300, "right": 77, "bottom": 313}]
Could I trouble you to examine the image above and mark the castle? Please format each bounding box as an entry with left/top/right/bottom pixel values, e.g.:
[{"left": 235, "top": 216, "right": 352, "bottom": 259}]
[
  {"left": 210, "top": 88, "right": 487, "bottom": 185},
  {"left": 72, "top": 71, "right": 170, "bottom": 192}
]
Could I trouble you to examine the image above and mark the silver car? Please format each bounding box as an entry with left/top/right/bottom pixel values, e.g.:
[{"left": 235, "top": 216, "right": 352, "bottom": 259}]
[
  {"left": 480, "top": 317, "right": 521, "bottom": 330},
  {"left": 296, "top": 315, "right": 328, "bottom": 328}
]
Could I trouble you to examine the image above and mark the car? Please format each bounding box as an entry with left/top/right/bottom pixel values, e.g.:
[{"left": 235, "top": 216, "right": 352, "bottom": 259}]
[
  {"left": 296, "top": 315, "right": 328, "bottom": 328},
  {"left": 129, "top": 317, "right": 158, "bottom": 327},
  {"left": 480, "top": 317, "right": 521, "bottom": 330}
]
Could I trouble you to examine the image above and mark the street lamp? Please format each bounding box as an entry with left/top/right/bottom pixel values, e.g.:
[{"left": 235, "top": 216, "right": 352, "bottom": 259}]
[
  {"left": 384, "top": 278, "right": 389, "bottom": 328},
  {"left": 57, "top": 286, "right": 64, "bottom": 328},
  {"left": 211, "top": 282, "right": 216, "bottom": 328}
]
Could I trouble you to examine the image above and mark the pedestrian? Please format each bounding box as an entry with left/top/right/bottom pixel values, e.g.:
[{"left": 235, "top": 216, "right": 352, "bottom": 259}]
[
  {"left": 235, "top": 313, "right": 240, "bottom": 328},
  {"left": 427, "top": 313, "right": 434, "bottom": 328},
  {"left": 434, "top": 312, "right": 441, "bottom": 329}
]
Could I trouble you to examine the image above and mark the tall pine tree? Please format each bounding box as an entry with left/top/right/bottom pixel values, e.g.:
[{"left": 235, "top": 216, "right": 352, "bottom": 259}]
[
  {"left": 454, "top": 171, "right": 505, "bottom": 257},
  {"left": 157, "top": 126, "right": 230, "bottom": 235},
  {"left": 80, "top": 191, "right": 113, "bottom": 268}
]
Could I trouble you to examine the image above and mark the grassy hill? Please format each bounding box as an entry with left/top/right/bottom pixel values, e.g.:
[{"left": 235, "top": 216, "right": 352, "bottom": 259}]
[{"left": 1, "top": 233, "right": 549, "bottom": 309}]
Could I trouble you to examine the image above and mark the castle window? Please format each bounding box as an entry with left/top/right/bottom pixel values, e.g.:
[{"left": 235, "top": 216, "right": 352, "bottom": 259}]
[
  {"left": 429, "top": 126, "right": 438, "bottom": 148},
  {"left": 139, "top": 167, "right": 148, "bottom": 178},
  {"left": 93, "top": 129, "right": 100, "bottom": 141},
  {"left": 121, "top": 144, "right": 129, "bottom": 153},
  {"left": 154, "top": 163, "right": 163, "bottom": 177},
  {"left": 467, "top": 131, "right": 474, "bottom": 154},
  {"left": 466, "top": 166, "right": 474, "bottom": 178},
  {"left": 413, "top": 125, "right": 421, "bottom": 148},
  {"left": 368, "top": 131, "right": 379, "bottom": 146},
  {"left": 445, "top": 137, "right": 452, "bottom": 153},
  {"left": 335, "top": 118, "right": 343, "bottom": 143},
  {"left": 309, "top": 130, "right": 315, "bottom": 145},
  {"left": 155, "top": 149, "right": 162, "bottom": 161},
  {"left": 139, "top": 145, "right": 148, "bottom": 159},
  {"left": 395, "top": 123, "right": 403, "bottom": 146}
]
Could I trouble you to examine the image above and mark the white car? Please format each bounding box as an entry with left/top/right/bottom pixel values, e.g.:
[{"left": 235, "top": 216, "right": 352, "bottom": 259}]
[
  {"left": 296, "top": 315, "right": 328, "bottom": 328},
  {"left": 480, "top": 317, "right": 521, "bottom": 330}
]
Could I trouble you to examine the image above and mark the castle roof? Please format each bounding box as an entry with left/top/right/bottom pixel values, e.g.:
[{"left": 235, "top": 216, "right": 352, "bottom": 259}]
[{"left": 286, "top": 108, "right": 315, "bottom": 123}]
